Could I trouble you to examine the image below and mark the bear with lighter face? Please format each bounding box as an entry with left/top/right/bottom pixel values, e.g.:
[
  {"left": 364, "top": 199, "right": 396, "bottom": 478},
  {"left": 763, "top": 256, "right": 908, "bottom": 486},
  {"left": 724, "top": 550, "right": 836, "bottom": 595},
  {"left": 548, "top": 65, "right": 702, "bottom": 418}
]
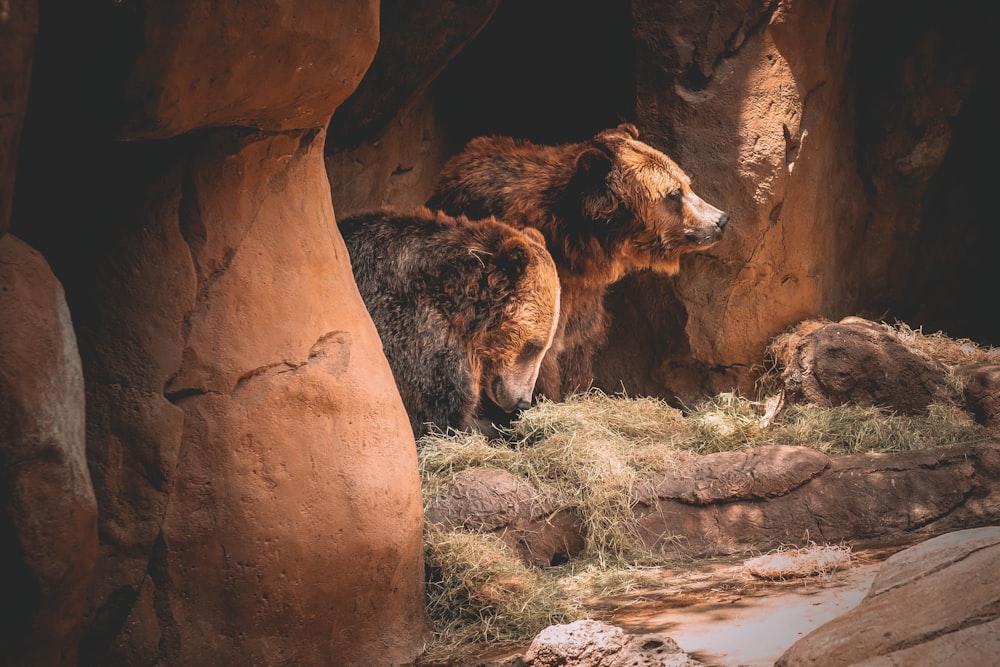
[
  {"left": 339, "top": 207, "right": 560, "bottom": 438},
  {"left": 427, "top": 123, "right": 730, "bottom": 401}
]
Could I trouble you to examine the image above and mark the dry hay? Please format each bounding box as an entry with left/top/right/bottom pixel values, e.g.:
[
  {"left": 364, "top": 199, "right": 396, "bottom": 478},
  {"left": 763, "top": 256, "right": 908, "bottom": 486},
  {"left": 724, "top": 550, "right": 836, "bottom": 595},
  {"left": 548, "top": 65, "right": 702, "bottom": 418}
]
[
  {"left": 422, "top": 525, "right": 582, "bottom": 653},
  {"left": 884, "top": 320, "right": 999, "bottom": 367},
  {"left": 742, "top": 544, "right": 854, "bottom": 580},
  {"left": 416, "top": 322, "right": 996, "bottom": 653},
  {"left": 759, "top": 318, "right": 1000, "bottom": 397}
]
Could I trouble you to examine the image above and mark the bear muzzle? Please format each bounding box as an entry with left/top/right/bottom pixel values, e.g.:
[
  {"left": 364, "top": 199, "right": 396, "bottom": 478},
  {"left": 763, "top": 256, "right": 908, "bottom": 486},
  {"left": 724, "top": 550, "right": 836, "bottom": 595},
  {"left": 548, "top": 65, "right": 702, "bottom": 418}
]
[
  {"left": 489, "top": 376, "right": 535, "bottom": 414},
  {"left": 684, "top": 194, "right": 730, "bottom": 246}
]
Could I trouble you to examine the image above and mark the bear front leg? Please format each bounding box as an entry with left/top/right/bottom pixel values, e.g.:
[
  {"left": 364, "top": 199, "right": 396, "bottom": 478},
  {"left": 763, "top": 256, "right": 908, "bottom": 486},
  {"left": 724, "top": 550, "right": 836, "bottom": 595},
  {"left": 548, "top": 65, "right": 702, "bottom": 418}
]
[
  {"left": 557, "top": 342, "right": 596, "bottom": 398},
  {"left": 533, "top": 351, "right": 564, "bottom": 402}
]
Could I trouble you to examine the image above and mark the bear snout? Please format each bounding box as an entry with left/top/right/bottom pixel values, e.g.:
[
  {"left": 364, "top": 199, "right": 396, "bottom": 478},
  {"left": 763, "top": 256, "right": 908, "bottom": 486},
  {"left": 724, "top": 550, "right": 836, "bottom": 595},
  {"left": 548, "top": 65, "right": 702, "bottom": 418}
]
[
  {"left": 490, "top": 376, "right": 534, "bottom": 414},
  {"left": 716, "top": 212, "right": 731, "bottom": 230}
]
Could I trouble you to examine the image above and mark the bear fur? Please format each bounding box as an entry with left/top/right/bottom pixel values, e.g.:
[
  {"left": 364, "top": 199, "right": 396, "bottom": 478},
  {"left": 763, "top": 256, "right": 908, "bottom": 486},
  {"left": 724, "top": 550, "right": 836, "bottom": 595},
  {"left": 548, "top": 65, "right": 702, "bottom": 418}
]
[
  {"left": 427, "top": 123, "right": 730, "bottom": 401},
  {"left": 339, "top": 206, "right": 561, "bottom": 438}
]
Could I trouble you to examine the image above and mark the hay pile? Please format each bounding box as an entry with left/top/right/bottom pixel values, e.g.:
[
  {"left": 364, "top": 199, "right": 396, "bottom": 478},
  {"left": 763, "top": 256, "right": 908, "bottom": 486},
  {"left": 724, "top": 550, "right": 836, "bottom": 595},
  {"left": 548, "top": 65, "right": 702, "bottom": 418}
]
[
  {"left": 743, "top": 545, "right": 854, "bottom": 580},
  {"left": 417, "top": 321, "right": 996, "bottom": 654}
]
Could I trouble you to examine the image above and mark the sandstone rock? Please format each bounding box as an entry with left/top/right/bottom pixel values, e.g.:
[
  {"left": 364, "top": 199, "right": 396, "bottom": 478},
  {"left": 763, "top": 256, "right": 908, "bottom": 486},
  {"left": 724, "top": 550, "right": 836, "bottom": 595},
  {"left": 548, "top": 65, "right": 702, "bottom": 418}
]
[
  {"left": 425, "top": 467, "right": 585, "bottom": 567},
  {"left": 776, "top": 526, "right": 1000, "bottom": 666},
  {"left": 643, "top": 445, "right": 830, "bottom": 504},
  {"left": 769, "top": 317, "right": 964, "bottom": 414},
  {"left": 425, "top": 468, "right": 554, "bottom": 533},
  {"left": 634, "top": 444, "right": 1000, "bottom": 557},
  {"left": 112, "top": 0, "right": 379, "bottom": 138},
  {"left": 327, "top": 0, "right": 501, "bottom": 148},
  {"left": 0, "top": 234, "right": 97, "bottom": 666},
  {"left": 0, "top": 0, "right": 38, "bottom": 236},
  {"left": 958, "top": 363, "right": 1000, "bottom": 431},
  {"left": 523, "top": 619, "right": 704, "bottom": 667},
  {"left": 64, "top": 129, "right": 429, "bottom": 666},
  {"left": 432, "top": 443, "right": 999, "bottom": 562}
]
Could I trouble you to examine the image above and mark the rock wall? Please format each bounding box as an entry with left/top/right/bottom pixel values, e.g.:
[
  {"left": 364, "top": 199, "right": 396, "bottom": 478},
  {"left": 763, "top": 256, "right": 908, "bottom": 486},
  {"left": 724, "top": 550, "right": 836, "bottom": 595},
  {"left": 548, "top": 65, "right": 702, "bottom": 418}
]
[
  {"left": 0, "top": 234, "right": 96, "bottom": 666},
  {"left": 326, "top": 0, "right": 994, "bottom": 407},
  {"left": 3, "top": 0, "right": 995, "bottom": 663},
  {"left": 7, "top": 1, "right": 428, "bottom": 664},
  {"left": 0, "top": 1, "right": 38, "bottom": 236}
]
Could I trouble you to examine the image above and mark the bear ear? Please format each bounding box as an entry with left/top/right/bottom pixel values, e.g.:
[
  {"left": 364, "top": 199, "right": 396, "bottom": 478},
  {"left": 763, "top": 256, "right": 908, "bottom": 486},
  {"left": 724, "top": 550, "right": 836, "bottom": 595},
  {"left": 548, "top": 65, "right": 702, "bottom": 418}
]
[
  {"left": 485, "top": 235, "right": 532, "bottom": 297},
  {"left": 574, "top": 146, "right": 619, "bottom": 222},
  {"left": 519, "top": 226, "right": 547, "bottom": 248},
  {"left": 615, "top": 122, "right": 640, "bottom": 139}
]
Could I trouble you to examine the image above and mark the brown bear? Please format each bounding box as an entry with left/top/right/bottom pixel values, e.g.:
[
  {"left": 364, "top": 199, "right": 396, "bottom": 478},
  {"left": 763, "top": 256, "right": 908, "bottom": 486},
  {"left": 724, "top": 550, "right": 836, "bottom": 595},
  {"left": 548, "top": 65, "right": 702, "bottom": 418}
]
[
  {"left": 426, "top": 123, "right": 730, "bottom": 401},
  {"left": 338, "top": 206, "right": 561, "bottom": 438}
]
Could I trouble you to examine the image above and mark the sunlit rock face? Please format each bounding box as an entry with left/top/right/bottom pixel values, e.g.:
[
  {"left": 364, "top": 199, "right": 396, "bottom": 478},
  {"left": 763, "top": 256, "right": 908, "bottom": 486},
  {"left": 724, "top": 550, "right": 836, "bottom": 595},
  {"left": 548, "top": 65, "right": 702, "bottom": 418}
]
[
  {"left": 10, "top": 1, "right": 428, "bottom": 664},
  {"left": 327, "top": 0, "right": 993, "bottom": 408}
]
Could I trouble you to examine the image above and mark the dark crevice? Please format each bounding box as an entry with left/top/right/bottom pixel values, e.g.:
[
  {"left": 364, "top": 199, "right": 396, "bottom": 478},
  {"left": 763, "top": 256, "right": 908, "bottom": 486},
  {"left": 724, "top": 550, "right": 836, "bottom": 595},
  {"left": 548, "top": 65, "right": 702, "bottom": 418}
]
[
  {"left": 148, "top": 532, "right": 181, "bottom": 664},
  {"left": 164, "top": 387, "right": 217, "bottom": 404},
  {"left": 234, "top": 361, "right": 305, "bottom": 393}
]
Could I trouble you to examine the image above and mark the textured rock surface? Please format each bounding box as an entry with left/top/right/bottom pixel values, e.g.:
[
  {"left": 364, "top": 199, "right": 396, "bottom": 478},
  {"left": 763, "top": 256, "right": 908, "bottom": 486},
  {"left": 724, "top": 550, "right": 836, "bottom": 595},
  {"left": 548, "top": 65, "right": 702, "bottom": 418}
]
[
  {"left": 523, "top": 619, "right": 704, "bottom": 667},
  {"left": 776, "top": 526, "right": 1000, "bottom": 666},
  {"left": 644, "top": 445, "right": 830, "bottom": 504},
  {"left": 10, "top": 2, "right": 427, "bottom": 664},
  {"left": 958, "top": 363, "right": 1000, "bottom": 431},
  {"left": 425, "top": 467, "right": 585, "bottom": 567},
  {"left": 112, "top": 0, "right": 379, "bottom": 138},
  {"left": 635, "top": 444, "right": 1000, "bottom": 557},
  {"left": 422, "top": 443, "right": 1000, "bottom": 561},
  {"left": 596, "top": 0, "right": 994, "bottom": 405},
  {"left": 70, "top": 129, "right": 427, "bottom": 666},
  {"left": 0, "top": 235, "right": 97, "bottom": 666},
  {"left": 0, "top": 0, "right": 38, "bottom": 236},
  {"left": 769, "top": 317, "right": 964, "bottom": 414}
]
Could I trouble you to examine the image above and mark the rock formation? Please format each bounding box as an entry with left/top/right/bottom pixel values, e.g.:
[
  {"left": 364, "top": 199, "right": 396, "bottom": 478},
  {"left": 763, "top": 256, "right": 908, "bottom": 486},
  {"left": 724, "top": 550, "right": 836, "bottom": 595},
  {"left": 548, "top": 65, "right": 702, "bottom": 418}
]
[
  {"left": 7, "top": 1, "right": 428, "bottom": 664},
  {"left": 0, "top": 234, "right": 97, "bottom": 666},
  {"left": 777, "top": 526, "right": 1000, "bottom": 666},
  {"left": 2, "top": 0, "right": 996, "bottom": 664},
  {"left": 327, "top": 0, "right": 995, "bottom": 407}
]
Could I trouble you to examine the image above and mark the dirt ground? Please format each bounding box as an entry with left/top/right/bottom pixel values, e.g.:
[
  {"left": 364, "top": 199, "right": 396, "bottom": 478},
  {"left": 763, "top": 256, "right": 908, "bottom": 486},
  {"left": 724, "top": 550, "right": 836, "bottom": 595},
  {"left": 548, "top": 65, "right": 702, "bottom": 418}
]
[
  {"left": 600, "top": 554, "right": 888, "bottom": 666},
  {"left": 425, "top": 540, "right": 918, "bottom": 667}
]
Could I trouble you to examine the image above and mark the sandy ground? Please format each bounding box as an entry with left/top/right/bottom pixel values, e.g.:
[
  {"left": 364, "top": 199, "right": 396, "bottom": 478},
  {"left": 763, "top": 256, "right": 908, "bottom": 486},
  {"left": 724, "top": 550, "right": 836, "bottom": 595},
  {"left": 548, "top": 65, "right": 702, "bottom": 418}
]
[
  {"left": 609, "top": 559, "right": 882, "bottom": 667},
  {"left": 419, "top": 543, "right": 910, "bottom": 667}
]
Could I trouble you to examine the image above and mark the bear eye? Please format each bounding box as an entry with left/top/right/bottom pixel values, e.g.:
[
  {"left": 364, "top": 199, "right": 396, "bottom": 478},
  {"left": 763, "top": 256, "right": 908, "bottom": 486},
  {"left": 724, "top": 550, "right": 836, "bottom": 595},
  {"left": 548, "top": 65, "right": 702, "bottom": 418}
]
[
  {"left": 667, "top": 188, "right": 683, "bottom": 201},
  {"left": 517, "top": 341, "right": 545, "bottom": 362}
]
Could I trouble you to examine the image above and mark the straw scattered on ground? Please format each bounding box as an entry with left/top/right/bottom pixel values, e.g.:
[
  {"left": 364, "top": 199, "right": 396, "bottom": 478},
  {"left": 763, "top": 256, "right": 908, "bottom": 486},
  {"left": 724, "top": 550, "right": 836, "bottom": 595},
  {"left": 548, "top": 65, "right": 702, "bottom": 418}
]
[{"left": 416, "top": 322, "right": 995, "bottom": 653}]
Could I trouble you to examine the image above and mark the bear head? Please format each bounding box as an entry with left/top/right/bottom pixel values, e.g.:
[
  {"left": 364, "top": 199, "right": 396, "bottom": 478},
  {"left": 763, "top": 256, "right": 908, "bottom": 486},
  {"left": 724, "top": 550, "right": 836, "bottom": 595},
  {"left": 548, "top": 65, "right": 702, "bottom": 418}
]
[
  {"left": 569, "top": 123, "right": 730, "bottom": 277},
  {"left": 438, "top": 222, "right": 561, "bottom": 414}
]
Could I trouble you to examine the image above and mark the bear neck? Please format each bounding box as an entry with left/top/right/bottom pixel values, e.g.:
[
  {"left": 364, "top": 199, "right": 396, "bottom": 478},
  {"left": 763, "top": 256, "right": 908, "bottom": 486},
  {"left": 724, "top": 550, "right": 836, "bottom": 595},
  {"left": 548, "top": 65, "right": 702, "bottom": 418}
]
[{"left": 523, "top": 142, "right": 628, "bottom": 284}]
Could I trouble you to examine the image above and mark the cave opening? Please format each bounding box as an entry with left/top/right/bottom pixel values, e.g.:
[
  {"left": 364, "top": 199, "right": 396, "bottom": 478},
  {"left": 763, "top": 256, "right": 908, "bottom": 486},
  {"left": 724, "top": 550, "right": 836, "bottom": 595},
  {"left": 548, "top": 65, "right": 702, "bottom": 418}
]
[
  {"left": 430, "top": 0, "right": 637, "bottom": 150},
  {"left": 852, "top": 0, "right": 995, "bottom": 348}
]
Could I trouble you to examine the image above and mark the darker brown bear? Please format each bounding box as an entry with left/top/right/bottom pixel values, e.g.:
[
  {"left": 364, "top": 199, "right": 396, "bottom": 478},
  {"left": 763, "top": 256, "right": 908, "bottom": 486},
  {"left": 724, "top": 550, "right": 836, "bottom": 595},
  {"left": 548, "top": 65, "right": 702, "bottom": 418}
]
[
  {"left": 427, "top": 123, "right": 730, "bottom": 401},
  {"left": 339, "top": 207, "right": 560, "bottom": 438}
]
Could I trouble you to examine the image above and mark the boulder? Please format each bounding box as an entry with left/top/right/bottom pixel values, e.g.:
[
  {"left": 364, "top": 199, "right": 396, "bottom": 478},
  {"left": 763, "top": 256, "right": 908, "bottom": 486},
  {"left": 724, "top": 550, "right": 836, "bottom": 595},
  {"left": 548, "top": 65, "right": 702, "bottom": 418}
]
[
  {"left": 0, "top": 0, "right": 38, "bottom": 236},
  {"left": 777, "top": 526, "right": 1000, "bottom": 666},
  {"left": 10, "top": 2, "right": 428, "bottom": 663},
  {"left": 0, "top": 234, "right": 97, "bottom": 666},
  {"left": 70, "top": 129, "right": 428, "bottom": 666},
  {"left": 112, "top": 0, "right": 379, "bottom": 138},
  {"left": 958, "top": 363, "right": 1000, "bottom": 431},
  {"left": 768, "top": 317, "right": 964, "bottom": 414},
  {"left": 523, "top": 619, "right": 704, "bottom": 667},
  {"left": 635, "top": 444, "right": 1000, "bottom": 557},
  {"left": 425, "top": 467, "right": 585, "bottom": 567}
]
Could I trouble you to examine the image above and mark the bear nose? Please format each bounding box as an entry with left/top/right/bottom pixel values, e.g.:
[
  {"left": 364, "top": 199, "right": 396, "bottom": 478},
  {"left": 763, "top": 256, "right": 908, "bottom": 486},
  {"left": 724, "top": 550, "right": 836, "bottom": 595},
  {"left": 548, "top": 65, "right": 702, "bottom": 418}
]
[
  {"left": 516, "top": 399, "right": 532, "bottom": 411},
  {"left": 716, "top": 212, "right": 730, "bottom": 229}
]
